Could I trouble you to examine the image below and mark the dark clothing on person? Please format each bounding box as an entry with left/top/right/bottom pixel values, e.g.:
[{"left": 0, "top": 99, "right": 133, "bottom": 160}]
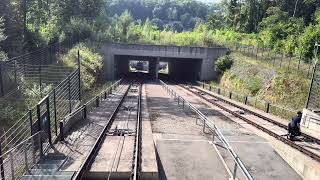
[
  {"left": 288, "top": 115, "right": 302, "bottom": 139},
  {"left": 292, "top": 115, "right": 302, "bottom": 126}
]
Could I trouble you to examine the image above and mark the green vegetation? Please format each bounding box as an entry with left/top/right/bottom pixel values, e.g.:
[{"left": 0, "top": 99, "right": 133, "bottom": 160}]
[
  {"left": 61, "top": 43, "right": 103, "bottom": 91},
  {"left": 217, "top": 52, "right": 310, "bottom": 112},
  {"left": 215, "top": 55, "right": 234, "bottom": 73},
  {"left": 1, "top": 0, "right": 320, "bottom": 124}
]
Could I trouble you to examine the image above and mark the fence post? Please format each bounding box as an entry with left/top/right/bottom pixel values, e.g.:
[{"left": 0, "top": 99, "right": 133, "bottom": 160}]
[
  {"left": 59, "top": 121, "right": 64, "bottom": 141},
  {"left": 36, "top": 104, "right": 43, "bottom": 156},
  {"left": 288, "top": 55, "right": 292, "bottom": 71},
  {"left": 298, "top": 55, "right": 302, "bottom": 70},
  {"left": 0, "top": 63, "right": 4, "bottom": 96},
  {"left": 96, "top": 96, "right": 100, "bottom": 107},
  {"left": 0, "top": 142, "right": 5, "bottom": 180},
  {"left": 68, "top": 76, "right": 72, "bottom": 113},
  {"left": 229, "top": 92, "right": 232, "bottom": 99},
  {"left": 266, "top": 103, "right": 270, "bottom": 113},
  {"left": 280, "top": 53, "right": 284, "bottom": 68},
  {"left": 233, "top": 161, "right": 238, "bottom": 179},
  {"left": 217, "top": 88, "right": 221, "bottom": 95},
  {"left": 244, "top": 96, "right": 248, "bottom": 105},
  {"left": 24, "top": 142, "right": 29, "bottom": 171},
  {"left": 13, "top": 60, "right": 17, "bottom": 83},
  {"left": 83, "top": 105, "right": 87, "bottom": 119},
  {"left": 255, "top": 47, "right": 258, "bottom": 60},
  {"left": 307, "top": 58, "right": 312, "bottom": 77},
  {"left": 46, "top": 98, "right": 52, "bottom": 145},
  {"left": 53, "top": 89, "right": 58, "bottom": 136},
  {"left": 9, "top": 152, "right": 14, "bottom": 180},
  {"left": 29, "top": 110, "right": 33, "bottom": 136},
  {"left": 306, "top": 63, "right": 317, "bottom": 109},
  {"left": 273, "top": 52, "right": 276, "bottom": 67},
  {"left": 77, "top": 50, "right": 81, "bottom": 101}
]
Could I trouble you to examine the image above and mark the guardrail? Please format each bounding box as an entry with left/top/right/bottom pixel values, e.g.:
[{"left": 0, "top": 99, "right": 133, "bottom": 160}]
[
  {"left": 197, "top": 81, "right": 296, "bottom": 120},
  {"left": 60, "top": 79, "right": 123, "bottom": 141},
  {"left": 159, "top": 80, "right": 254, "bottom": 180},
  {"left": 0, "top": 131, "right": 45, "bottom": 180}
]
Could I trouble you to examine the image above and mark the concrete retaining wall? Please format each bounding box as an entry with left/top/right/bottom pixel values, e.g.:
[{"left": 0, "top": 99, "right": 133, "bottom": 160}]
[{"left": 100, "top": 43, "right": 229, "bottom": 81}]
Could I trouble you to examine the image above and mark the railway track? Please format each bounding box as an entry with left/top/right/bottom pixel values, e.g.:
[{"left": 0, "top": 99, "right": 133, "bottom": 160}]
[
  {"left": 175, "top": 82, "right": 320, "bottom": 163},
  {"left": 73, "top": 81, "right": 143, "bottom": 180}
]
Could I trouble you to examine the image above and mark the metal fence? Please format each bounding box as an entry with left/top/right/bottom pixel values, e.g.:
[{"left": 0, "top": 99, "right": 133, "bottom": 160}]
[
  {"left": 0, "top": 67, "right": 80, "bottom": 156},
  {"left": 197, "top": 82, "right": 297, "bottom": 120},
  {"left": 60, "top": 79, "right": 122, "bottom": 140},
  {"left": 159, "top": 80, "right": 254, "bottom": 180},
  {"left": 306, "top": 62, "right": 320, "bottom": 111},
  {"left": 235, "top": 43, "right": 315, "bottom": 78},
  {"left": 0, "top": 39, "right": 75, "bottom": 97},
  {"left": 0, "top": 131, "right": 45, "bottom": 180}
]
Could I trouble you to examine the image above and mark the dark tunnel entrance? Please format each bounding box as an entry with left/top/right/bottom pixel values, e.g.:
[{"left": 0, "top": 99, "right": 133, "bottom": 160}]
[{"left": 114, "top": 55, "right": 202, "bottom": 81}]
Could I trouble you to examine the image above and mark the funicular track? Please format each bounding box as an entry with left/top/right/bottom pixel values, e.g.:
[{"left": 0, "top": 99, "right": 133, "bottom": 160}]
[
  {"left": 173, "top": 82, "right": 320, "bottom": 163},
  {"left": 73, "top": 81, "right": 143, "bottom": 180}
]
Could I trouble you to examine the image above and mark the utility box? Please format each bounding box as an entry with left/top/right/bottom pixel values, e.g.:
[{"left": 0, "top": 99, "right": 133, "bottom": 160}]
[{"left": 301, "top": 108, "right": 320, "bottom": 133}]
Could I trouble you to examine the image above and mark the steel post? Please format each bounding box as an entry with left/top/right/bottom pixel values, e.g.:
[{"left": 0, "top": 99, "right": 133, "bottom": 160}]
[
  {"left": 46, "top": 98, "right": 52, "bottom": 144},
  {"left": 29, "top": 110, "right": 33, "bottom": 136},
  {"left": 0, "top": 142, "right": 5, "bottom": 180},
  {"left": 83, "top": 105, "right": 87, "bottom": 119},
  {"left": 266, "top": 103, "right": 270, "bottom": 113},
  {"left": 68, "top": 76, "right": 72, "bottom": 113},
  {"left": 24, "top": 142, "right": 28, "bottom": 171},
  {"left": 233, "top": 161, "right": 238, "bottom": 179},
  {"left": 77, "top": 50, "right": 81, "bottom": 101},
  {"left": 59, "top": 121, "right": 64, "bottom": 141},
  {"left": 53, "top": 90, "right": 58, "bottom": 136},
  {"left": 9, "top": 152, "right": 14, "bottom": 180},
  {"left": 306, "top": 63, "right": 317, "bottom": 108}
]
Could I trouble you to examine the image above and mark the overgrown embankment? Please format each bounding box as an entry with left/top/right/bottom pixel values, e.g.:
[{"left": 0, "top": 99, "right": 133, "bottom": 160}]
[{"left": 214, "top": 52, "right": 310, "bottom": 112}]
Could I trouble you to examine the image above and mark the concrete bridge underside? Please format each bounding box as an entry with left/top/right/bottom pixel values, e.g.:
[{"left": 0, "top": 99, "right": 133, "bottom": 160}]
[{"left": 101, "top": 43, "right": 229, "bottom": 81}]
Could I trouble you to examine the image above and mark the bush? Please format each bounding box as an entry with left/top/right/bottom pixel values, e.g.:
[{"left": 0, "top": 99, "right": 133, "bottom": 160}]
[
  {"left": 61, "top": 43, "right": 103, "bottom": 91},
  {"left": 215, "top": 55, "right": 234, "bottom": 73}
]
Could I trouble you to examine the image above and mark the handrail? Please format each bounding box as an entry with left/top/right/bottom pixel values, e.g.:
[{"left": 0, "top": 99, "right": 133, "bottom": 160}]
[{"left": 159, "top": 80, "right": 254, "bottom": 180}]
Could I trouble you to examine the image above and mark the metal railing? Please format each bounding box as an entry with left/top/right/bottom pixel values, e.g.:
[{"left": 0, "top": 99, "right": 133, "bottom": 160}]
[
  {"left": 159, "top": 80, "right": 254, "bottom": 180},
  {"left": 60, "top": 79, "right": 122, "bottom": 141},
  {"left": 197, "top": 82, "right": 297, "bottom": 120},
  {"left": 0, "top": 131, "right": 45, "bottom": 180},
  {"left": 0, "top": 39, "right": 76, "bottom": 97},
  {"left": 0, "top": 68, "right": 81, "bottom": 155}
]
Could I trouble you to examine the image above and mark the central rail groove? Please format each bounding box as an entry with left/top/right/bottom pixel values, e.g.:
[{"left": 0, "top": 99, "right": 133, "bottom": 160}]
[
  {"left": 176, "top": 82, "right": 320, "bottom": 163},
  {"left": 73, "top": 81, "right": 143, "bottom": 180}
]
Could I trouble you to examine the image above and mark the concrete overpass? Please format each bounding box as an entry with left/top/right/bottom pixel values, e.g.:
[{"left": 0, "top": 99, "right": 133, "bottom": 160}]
[{"left": 100, "top": 43, "right": 229, "bottom": 81}]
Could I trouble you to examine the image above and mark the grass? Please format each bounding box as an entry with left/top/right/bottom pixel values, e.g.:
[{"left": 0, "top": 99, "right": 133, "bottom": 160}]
[{"left": 212, "top": 52, "right": 310, "bottom": 119}]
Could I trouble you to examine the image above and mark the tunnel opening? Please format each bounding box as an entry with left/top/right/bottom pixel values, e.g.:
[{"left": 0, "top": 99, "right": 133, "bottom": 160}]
[
  {"left": 129, "top": 60, "right": 149, "bottom": 73},
  {"left": 158, "top": 62, "right": 169, "bottom": 75},
  {"left": 115, "top": 55, "right": 202, "bottom": 81}
]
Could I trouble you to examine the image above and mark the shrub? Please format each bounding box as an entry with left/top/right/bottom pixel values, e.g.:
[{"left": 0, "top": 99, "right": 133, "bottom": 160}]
[
  {"left": 61, "top": 43, "right": 103, "bottom": 91},
  {"left": 215, "top": 55, "right": 234, "bottom": 73}
]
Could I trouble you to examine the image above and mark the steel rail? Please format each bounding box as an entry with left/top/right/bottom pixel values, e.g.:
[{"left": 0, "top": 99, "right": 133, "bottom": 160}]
[
  {"left": 72, "top": 83, "right": 131, "bottom": 180},
  {"left": 196, "top": 82, "right": 320, "bottom": 144},
  {"left": 180, "top": 83, "right": 320, "bottom": 163},
  {"left": 132, "top": 83, "right": 142, "bottom": 180}
]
